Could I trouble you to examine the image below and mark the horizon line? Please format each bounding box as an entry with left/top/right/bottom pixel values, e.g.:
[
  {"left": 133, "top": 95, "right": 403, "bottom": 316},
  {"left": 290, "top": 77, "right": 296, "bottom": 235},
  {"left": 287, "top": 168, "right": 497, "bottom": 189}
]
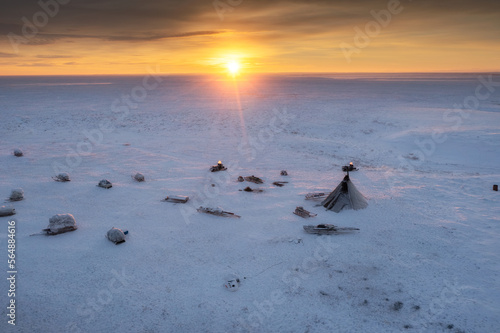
[{"left": 0, "top": 71, "right": 499, "bottom": 77}]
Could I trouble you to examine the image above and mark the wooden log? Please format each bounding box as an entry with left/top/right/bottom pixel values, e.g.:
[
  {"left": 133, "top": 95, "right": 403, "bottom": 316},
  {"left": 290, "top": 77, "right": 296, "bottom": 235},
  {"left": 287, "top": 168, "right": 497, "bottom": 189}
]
[{"left": 164, "top": 195, "right": 189, "bottom": 203}]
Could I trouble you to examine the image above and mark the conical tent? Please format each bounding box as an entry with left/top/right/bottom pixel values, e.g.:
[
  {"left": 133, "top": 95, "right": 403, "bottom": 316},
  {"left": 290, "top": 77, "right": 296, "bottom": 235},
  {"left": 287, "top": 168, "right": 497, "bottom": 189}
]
[{"left": 321, "top": 174, "right": 368, "bottom": 213}]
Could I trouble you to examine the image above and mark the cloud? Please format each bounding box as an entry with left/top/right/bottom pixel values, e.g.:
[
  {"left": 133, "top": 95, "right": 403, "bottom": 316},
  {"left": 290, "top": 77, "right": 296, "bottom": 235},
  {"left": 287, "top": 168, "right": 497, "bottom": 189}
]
[
  {"left": 0, "top": 52, "right": 18, "bottom": 58},
  {"left": 2, "top": 0, "right": 499, "bottom": 45},
  {"left": 36, "top": 54, "right": 73, "bottom": 58},
  {"left": 105, "top": 30, "right": 225, "bottom": 42},
  {"left": 2, "top": 30, "right": 226, "bottom": 46},
  {"left": 16, "top": 63, "right": 53, "bottom": 67}
]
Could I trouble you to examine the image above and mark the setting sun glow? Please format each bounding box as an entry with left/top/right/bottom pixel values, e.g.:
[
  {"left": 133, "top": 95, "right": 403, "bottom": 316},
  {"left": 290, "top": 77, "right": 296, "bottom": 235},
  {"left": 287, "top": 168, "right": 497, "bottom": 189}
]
[{"left": 227, "top": 61, "right": 241, "bottom": 76}]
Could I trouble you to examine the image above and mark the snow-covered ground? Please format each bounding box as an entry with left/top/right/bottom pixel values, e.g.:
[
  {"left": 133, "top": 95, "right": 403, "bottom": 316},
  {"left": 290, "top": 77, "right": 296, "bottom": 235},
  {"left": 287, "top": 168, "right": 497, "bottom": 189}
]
[{"left": 0, "top": 73, "right": 499, "bottom": 332}]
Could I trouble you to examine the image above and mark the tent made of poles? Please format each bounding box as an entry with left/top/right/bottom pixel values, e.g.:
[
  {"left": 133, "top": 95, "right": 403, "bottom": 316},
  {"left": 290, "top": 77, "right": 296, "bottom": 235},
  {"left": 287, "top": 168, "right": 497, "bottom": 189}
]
[{"left": 321, "top": 174, "right": 368, "bottom": 213}]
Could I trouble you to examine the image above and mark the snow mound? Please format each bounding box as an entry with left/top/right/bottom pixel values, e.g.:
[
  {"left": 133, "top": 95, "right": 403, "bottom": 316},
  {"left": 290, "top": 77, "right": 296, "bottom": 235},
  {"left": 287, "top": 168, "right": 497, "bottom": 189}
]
[
  {"left": 98, "top": 179, "right": 112, "bottom": 189},
  {"left": 133, "top": 173, "right": 145, "bottom": 182},
  {"left": 106, "top": 227, "right": 127, "bottom": 244},
  {"left": 9, "top": 188, "right": 24, "bottom": 201},
  {"left": 0, "top": 206, "right": 16, "bottom": 217},
  {"left": 46, "top": 214, "right": 77, "bottom": 234},
  {"left": 13, "top": 148, "right": 23, "bottom": 157},
  {"left": 53, "top": 172, "right": 70, "bottom": 182}
]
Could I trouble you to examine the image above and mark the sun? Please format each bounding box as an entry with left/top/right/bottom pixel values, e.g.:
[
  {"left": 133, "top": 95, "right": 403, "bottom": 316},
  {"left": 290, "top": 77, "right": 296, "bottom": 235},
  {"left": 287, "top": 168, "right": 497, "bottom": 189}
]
[{"left": 227, "top": 60, "right": 241, "bottom": 76}]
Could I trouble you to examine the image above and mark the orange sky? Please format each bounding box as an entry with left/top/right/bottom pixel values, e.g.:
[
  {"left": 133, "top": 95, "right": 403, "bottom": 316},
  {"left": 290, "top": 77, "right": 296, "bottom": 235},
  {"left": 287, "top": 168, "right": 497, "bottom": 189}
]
[{"left": 1, "top": 0, "right": 499, "bottom": 75}]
